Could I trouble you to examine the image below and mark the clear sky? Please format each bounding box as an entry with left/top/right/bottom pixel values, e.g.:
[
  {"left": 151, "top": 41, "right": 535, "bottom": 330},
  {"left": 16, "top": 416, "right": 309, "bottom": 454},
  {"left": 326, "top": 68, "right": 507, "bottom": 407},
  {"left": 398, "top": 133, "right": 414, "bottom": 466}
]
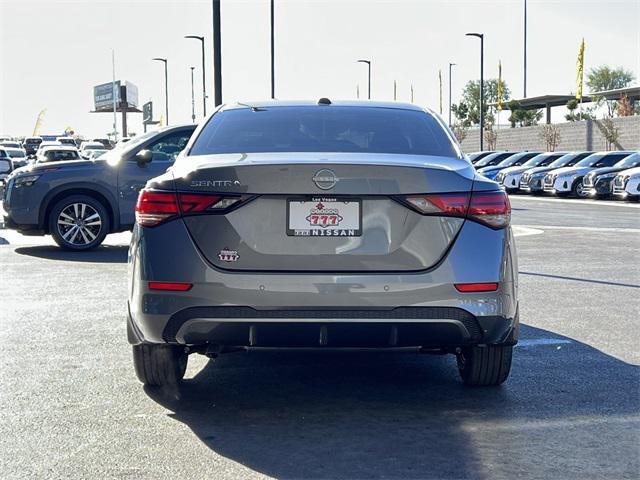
[{"left": 1, "top": 0, "right": 638, "bottom": 137}]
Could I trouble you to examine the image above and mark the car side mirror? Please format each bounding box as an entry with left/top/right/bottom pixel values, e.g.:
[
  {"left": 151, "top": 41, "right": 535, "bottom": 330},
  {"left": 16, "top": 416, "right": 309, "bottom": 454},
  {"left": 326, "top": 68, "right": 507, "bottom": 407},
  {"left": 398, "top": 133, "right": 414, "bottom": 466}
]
[{"left": 135, "top": 149, "right": 153, "bottom": 165}]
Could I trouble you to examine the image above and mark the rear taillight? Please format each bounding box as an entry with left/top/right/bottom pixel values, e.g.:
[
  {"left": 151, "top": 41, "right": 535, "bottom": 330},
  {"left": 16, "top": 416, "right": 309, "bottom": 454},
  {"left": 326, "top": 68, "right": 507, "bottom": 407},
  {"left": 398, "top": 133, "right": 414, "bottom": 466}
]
[
  {"left": 466, "top": 191, "right": 511, "bottom": 228},
  {"left": 135, "top": 191, "right": 179, "bottom": 227},
  {"left": 404, "top": 193, "right": 470, "bottom": 215},
  {"left": 135, "top": 190, "right": 245, "bottom": 227},
  {"left": 401, "top": 190, "right": 510, "bottom": 229}
]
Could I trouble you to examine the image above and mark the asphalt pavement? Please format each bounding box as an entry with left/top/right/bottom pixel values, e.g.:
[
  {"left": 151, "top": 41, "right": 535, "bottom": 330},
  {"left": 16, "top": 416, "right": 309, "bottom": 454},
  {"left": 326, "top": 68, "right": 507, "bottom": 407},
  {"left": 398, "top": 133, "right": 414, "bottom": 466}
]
[{"left": 0, "top": 196, "right": 638, "bottom": 479}]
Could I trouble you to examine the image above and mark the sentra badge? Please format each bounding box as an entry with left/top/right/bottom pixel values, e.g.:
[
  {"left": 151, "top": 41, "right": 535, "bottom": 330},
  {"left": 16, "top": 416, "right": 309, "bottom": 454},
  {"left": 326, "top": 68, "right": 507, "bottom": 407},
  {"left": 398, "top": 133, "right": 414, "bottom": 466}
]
[{"left": 191, "top": 180, "right": 241, "bottom": 188}]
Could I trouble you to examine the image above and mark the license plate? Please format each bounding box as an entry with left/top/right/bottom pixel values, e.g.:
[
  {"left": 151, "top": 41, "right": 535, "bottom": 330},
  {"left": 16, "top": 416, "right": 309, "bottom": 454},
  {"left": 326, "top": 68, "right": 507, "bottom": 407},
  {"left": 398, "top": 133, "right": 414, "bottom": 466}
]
[{"left": 287, "top": 197, "right": 361, "bottom": 237}]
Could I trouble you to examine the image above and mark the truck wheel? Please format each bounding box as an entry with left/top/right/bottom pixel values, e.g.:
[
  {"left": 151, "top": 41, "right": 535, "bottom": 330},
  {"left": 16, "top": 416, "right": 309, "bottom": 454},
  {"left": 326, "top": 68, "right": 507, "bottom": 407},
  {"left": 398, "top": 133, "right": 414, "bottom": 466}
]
[
  {"left": 456, "top": 345, "right": 512, "bottom": 386},
  {"left": 49, "top": 195, "right": 109, "bottom": 250},
  {"left": 133, "top": 344, "right": 188, "bottom": 386}
]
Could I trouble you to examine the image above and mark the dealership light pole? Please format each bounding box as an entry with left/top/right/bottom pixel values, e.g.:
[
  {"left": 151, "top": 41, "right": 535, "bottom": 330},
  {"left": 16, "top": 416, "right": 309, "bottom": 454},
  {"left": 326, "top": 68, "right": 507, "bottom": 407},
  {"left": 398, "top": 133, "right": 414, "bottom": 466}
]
[
  {"left": 448, "top": 62, "right": 456, "bottom": 127},
  {"left": 111, "top": 49, "right": 118, "bottom": 141},
  {"left": 270, "top": 0, "right": 275, "bottom": 98},
  {"left": 212, "top": 0, "right": 222, "bottom": 106},
  {"left": 523, "top": 0, "right": 527, "bottom": 97},
  {"left": 466, "top": 33, "right": 484, "bottom": 150},
  {"left": 357, "top": 59, "right": 371, "bottom": 99},
  {"left": 152, "top": 57, "right": 169, "bottom": 125},
  {"left": 190, "top": 66, "right": 196, "bottom": 123},
  {"left": 184, "top": 35, "right": 207, "bottom": 117}
]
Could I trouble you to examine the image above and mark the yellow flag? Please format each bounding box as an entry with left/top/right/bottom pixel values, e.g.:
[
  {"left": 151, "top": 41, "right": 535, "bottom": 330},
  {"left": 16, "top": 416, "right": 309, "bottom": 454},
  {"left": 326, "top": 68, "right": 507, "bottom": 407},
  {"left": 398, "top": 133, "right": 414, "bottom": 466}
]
[
  {"left": 32, "top": 109, "right": 47, "bottom": 136},
  {"left": 438, "top": 70, "right": 443, "bottom": 114},
  {"left": 576, "top": 38, "right": 585, "bottom": 100},
  {"left": 497, "top": 61, "right": 503, "bottom": 112},
  {"left": 159, "top": 113, "right": 164, "bottom": 127}
]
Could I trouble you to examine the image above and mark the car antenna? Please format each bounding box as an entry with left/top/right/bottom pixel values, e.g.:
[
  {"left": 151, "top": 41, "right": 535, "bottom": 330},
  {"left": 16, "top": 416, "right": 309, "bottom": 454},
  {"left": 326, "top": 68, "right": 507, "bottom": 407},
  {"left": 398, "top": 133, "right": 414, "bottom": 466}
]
[{"left": 237, "top": 102, "right": 266, "bottom": 112}]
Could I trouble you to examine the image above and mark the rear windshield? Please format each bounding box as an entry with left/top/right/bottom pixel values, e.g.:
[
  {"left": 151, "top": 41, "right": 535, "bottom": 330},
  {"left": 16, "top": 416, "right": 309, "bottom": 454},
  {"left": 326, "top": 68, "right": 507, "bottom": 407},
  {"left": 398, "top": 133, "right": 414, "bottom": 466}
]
[
  {"left": 6, "top": 149, "right": 25, "bottom": 158},
  {"left": 25, "top": 138, "right": 42, "bottom": 145},
  {"left": 43, "top": 150, "right": 80, "bottom": 162},
  {"left": 190, "top": 106, "right": 459, "bottom": 158}
]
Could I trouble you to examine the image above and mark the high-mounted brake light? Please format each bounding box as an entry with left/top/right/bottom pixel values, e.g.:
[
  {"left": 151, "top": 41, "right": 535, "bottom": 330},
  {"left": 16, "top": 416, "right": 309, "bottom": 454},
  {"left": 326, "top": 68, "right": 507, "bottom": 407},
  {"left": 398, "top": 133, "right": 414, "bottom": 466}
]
[
  {"left": 135, "top": 190, "right": 245, "bottom": 227},
  {"left": 455, "top": 283, "right": 499, "bottom": 293},
  {"left": 401, "top": 190, "right": 510, "bottom": 229}
]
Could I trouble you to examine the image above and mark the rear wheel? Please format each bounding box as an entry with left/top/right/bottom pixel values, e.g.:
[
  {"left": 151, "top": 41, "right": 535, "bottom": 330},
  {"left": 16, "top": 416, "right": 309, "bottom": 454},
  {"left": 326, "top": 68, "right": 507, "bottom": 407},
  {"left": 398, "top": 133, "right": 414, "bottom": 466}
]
[
  {"left": 133, "top": 344, "right": 188, "bottom": 386},
  {"left": 456, "top": 345, "right": 512, "bottom": 386},
  {"left": 49, "top": 195, "right": 109, "bottom": 250}
]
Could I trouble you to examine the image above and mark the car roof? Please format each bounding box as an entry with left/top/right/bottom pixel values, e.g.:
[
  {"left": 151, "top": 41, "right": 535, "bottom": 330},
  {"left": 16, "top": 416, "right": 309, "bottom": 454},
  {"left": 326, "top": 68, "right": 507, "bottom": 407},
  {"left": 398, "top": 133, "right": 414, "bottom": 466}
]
[
  {"left": 39, "top": 145, "right": 79, "bottom": 152},
  {"left": 221, "top": 99, "right": 426, "bottom": 112}
]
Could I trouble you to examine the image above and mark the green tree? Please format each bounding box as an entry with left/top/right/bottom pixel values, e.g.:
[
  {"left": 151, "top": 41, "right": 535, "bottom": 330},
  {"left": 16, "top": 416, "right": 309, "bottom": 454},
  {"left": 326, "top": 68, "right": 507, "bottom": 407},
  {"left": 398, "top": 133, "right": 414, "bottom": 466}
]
[
  {"left": 586, "top": 66, "right": 635, "bottom": 117},
  {"left": 451, "top": 79, "right": 510, "bottom": 127},
  {"left": 507, "top": 100, "right": 543, "bottom": 127},
  {"left": 565, "top": 99, "right": 595, "bottom": 121}
]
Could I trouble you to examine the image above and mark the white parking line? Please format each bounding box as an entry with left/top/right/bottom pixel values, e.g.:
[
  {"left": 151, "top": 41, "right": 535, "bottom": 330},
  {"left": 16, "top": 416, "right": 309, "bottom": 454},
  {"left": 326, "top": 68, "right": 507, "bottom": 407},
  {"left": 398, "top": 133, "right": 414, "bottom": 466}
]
[
  {"left": 516, "top": 338, "right": 573, "bottom": 347},
  {"left": 510, "top": 195, "right": 640, "bottom": 208},
  {"left": 512, "top": 226, "right": 544, "bottom": 237},
  {"left": 518, "top": 224, "right": 640, "bottom": 234}
]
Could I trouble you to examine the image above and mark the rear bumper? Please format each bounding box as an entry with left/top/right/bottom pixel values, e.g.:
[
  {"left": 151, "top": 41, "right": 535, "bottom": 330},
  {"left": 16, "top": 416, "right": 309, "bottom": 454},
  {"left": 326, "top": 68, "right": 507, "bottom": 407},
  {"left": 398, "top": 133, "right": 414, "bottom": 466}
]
[
  {"left": 128, "top": 305, "right": 518, "bottom": 348},
  {"left": 128, "top": 217, "right": 519, "bottom": 348}
]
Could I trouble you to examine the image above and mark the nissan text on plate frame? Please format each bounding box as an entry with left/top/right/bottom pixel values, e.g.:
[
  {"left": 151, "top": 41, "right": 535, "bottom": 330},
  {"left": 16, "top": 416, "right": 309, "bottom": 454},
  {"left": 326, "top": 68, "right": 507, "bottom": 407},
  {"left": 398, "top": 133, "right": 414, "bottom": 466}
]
[{"left": 128, "top": 100, "right": 518, "bottom": 387}]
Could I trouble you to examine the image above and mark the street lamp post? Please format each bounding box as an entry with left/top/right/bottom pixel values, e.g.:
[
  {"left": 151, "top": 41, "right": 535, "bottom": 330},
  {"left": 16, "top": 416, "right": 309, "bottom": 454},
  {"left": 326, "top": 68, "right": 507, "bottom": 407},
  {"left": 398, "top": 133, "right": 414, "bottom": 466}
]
[
  {"left": 465, "top": 33, "right": 484, "bottom": 150},
  {"left": 190, "top": 66, "right": 196, "bottom": 123},
  {"left": 270, "top": 0, "right": 275, "bottom": 99},
  {"left": 152, "top": 57, "right": 169, "bottom": 125},
  {"left": 523, "top": 0, "right": 527, "bottom": 98},
  {"left": 212, "top": 0, "right": 222, "bottom": 106},
  {"left": 448, "top": 62, "right": 456, "bottom": 127},
  {"left": 184, "top": 35, "right": 207, "bottom": 117},
  {"left": 357, "top": 59, "right": 371, "bottom": 99}
]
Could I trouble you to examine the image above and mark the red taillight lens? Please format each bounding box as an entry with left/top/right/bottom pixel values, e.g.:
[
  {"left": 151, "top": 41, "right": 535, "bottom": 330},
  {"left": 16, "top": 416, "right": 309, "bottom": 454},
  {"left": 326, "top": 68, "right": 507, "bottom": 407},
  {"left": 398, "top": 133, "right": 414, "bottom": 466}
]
[
  {"left": 135, "top": 191, "right": 179, "bottom": 227},
  {"left": 455, "top": 282, "right": 499, "bottom": 292},
  {"left": 148, "top": 281, "right": 193, "bottom": 291},
  {"left": 404, "top": 193, "right": 470, "bottom": 215},
  {"left": 402, "top": 190, "right": 510, "bottom": 229},
  {"left": 467, "top": 191, "right": 511, "bottom": 228},
  {"left": 135, "top": 190, "right": 244, "bottom": 227},
  {"left": 178, "top": 193, "right": 222, "bottom": 212}
]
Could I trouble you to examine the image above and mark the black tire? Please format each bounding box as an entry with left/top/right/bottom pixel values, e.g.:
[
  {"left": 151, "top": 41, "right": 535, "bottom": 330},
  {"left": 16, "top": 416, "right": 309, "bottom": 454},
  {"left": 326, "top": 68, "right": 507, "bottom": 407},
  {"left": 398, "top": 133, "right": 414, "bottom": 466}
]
[
  {"left": 456, "top": 345, "right": 512, "bottom": 386},
  {"left": 571, "top": 178, "right": 588, "bottom": 198},
  {"left": 49, "top": 194, "right": 109, "bottom": 250},
  {"left": 132, "top": 344, "right": 188, "bottom": 386}
]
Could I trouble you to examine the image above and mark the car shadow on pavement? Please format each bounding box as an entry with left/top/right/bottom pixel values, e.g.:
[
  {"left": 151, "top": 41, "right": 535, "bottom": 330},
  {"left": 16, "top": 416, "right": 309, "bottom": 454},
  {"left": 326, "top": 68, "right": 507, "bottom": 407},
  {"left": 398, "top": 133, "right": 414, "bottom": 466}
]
[
  {"left": 145, "top": 325, "right": 639, "bottom": 479},
  {"left": 14, "top": 245, "right": 128, "bottom": 263}
]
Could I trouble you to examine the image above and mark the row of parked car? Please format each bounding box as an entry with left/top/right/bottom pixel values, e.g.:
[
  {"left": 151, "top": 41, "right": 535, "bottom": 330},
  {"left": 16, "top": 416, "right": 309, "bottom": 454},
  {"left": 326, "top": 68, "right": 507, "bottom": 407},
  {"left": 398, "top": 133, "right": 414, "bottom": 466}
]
[
  {"left": 0, "top": 136, "right": 125, "bottom": 187},
  {"left": 469, "top": 150, "right": 640, "bottom": 201}
]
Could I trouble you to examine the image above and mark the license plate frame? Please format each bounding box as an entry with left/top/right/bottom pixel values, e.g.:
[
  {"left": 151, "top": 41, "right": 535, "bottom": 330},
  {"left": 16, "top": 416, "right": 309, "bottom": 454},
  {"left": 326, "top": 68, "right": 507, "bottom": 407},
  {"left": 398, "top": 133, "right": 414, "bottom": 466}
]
[{"left": 286, "top": 197, "right": 362, "bottom": 237}]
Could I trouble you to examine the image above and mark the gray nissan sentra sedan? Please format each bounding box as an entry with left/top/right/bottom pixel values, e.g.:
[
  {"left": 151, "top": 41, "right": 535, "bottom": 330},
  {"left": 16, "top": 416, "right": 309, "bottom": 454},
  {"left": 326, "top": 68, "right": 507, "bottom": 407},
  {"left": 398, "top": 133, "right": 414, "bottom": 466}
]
[{"left": 128, "top": 100, "right": 518, "bottom": 387}]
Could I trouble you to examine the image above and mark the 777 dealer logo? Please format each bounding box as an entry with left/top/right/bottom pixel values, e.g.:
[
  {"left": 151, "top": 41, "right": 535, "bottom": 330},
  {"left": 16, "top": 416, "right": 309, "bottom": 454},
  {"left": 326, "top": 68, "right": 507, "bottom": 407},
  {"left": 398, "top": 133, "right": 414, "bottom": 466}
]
[{"left": 305, "top": 202, "right": 343, "bottom": 228}]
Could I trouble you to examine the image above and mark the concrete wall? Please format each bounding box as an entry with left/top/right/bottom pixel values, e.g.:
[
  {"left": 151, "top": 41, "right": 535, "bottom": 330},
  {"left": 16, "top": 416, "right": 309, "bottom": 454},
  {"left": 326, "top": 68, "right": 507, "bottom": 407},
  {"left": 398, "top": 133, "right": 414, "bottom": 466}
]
[{"left": 460, "top": 116, "right": 640, "bottom": 153}]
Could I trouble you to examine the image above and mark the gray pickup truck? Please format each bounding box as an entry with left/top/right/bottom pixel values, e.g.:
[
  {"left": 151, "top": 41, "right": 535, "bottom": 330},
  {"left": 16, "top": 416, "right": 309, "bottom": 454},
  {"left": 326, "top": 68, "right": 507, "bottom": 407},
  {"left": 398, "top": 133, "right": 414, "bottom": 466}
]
[{"left": 2, "top": 125, "right": 196, "bottom": 250}]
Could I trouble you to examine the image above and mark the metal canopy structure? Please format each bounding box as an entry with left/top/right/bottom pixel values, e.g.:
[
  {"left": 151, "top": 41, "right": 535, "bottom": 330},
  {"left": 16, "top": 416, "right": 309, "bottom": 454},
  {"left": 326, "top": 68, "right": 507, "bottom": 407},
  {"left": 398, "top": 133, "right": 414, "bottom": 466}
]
[
  {"left": 489, "top": 86, "right": 639, "bottom": 124},
  {"left": 590, "top": 85, "right": 640, "bottom": 102},
  {"left": 489, "top": 94, "right": 592, "bottom": 124}
]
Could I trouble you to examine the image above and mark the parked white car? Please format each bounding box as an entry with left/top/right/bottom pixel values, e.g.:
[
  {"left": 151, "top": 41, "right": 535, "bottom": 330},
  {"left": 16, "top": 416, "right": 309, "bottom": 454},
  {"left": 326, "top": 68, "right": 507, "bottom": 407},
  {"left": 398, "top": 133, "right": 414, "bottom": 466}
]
[{"left": 612, "top": 166, "right": 640, "bottom": 200}]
